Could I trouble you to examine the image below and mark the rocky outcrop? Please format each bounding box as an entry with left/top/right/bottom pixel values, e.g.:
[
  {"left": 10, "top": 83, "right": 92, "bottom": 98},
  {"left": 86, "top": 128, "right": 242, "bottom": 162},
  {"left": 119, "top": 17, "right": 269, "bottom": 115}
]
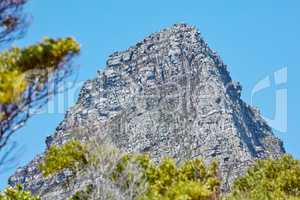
[{"left": 8, "top": 23, "right": 285, "bottom": 199}]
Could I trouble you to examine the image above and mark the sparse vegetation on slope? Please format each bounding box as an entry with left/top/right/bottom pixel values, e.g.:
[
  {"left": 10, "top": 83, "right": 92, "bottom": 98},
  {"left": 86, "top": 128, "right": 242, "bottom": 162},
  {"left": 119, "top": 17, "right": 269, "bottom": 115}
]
[
  {"left": 69, "top": 184, "right": 95, "bottom": 200},
  {"left": 38, "top": 140, "right": 88, "bottom": 177}
]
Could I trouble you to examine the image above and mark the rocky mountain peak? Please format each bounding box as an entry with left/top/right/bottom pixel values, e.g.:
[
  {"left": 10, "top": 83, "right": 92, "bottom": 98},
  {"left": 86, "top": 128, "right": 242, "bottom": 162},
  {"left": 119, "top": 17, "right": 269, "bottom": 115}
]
[{"left": 8, "top": 23, "right": 285, "bottom": 199}]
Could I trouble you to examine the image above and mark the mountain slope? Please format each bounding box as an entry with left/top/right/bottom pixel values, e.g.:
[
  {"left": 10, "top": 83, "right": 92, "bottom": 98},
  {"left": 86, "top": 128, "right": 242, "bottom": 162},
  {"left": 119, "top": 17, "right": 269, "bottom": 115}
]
[{"left": 8, "top": 23, "right": 285, "bottom": 199}]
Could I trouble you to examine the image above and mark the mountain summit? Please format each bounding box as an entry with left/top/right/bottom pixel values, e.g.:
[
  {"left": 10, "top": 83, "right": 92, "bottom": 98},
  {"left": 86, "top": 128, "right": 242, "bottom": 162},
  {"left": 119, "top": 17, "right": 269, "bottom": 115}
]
[{"left": 9, "top": 23, "right": 285, "bottom": 199}]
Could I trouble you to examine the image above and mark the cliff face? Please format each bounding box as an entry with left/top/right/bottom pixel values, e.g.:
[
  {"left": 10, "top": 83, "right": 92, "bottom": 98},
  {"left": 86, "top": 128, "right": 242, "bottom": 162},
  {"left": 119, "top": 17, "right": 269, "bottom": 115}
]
[{"left": 8, "top": 24, "right": 285, "bottom": 199}]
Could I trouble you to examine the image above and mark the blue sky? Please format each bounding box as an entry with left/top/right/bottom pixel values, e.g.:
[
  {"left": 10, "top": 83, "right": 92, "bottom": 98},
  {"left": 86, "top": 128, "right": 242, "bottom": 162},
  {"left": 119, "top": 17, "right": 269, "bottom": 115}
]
[{"left": 0, "top": 0, "right": 299, "bottom": 189}]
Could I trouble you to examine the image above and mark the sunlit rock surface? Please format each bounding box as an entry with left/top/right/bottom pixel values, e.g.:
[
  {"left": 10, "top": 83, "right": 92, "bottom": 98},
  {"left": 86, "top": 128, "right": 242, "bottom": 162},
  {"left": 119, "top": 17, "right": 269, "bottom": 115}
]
[{"left": 8, "top": 23, "right": 285, "bottom": 199}]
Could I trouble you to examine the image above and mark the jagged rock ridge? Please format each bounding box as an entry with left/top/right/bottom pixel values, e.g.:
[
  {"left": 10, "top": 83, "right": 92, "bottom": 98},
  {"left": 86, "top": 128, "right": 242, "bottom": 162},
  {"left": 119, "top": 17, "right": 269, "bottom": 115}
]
[{"left": 8, "top": 23, "right": 285, "bottom": 199}]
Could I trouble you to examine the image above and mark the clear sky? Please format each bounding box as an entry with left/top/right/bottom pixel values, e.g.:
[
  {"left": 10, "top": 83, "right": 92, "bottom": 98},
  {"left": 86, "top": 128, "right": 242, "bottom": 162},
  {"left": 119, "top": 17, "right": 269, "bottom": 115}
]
[{"left": 0, "top": 0, "right": 299, "bottom": 189}]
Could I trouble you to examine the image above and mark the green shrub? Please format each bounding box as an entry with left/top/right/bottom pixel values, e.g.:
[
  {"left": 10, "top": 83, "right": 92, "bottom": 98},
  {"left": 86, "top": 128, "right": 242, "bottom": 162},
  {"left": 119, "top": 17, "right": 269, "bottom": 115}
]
[
  {"left": 0, "top": 184, "right": 40, "bottom": 200},
  {"left": 113, "top": 154, "right": 220, "bottom": 200},
  {"left": 38, "top": 140, "right": 88, "bottom": 177},
  {"left": 224, "top": 155, "right": 300, "bottom": 200}
]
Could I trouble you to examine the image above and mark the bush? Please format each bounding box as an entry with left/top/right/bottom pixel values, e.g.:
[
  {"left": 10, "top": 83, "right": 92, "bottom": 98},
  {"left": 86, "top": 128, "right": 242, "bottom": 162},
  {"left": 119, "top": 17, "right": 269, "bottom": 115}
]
[
  {"left": 0, "top": 184, "right": 40, "bottom": 200},
  {"left": 224, "top": 155, "right": 300, "bottom": 200},
  {"left": 113, "top": 154, "right": 220, "bottom": 200},
  {"left": 38, "top": 140, "right": 88, "bottom": 177}
]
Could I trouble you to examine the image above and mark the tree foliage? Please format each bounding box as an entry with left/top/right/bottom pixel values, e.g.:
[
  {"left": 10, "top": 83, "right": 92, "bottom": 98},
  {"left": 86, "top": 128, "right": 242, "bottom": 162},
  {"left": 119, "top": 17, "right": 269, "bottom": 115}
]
[
  {"left": 113, "top": 154, "right": 220, "bottom": 200},
  {"left": 0, "top": 0, "right": 81, "bottom": 155},
  {"left": 0, "top": 184, "right": 40, "bottom": 200},
  {"left": 0, "top": 37, "right": 80, "bottom": 104},
  {"left": 0, "top": 37, "right": 80, "bottom": 149},
  {"left": 224, "top": 155, "right": 300, "bottom": 200},
  {"left": 38, "top": 140, "right": 88, "bottom": 177}
]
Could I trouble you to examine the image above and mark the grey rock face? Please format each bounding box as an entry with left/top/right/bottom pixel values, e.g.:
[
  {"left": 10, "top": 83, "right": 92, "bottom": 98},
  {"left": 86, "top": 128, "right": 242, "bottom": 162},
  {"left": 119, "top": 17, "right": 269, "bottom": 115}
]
[{"left": 8, "top": 23, "right": 285, "bottom": 198}]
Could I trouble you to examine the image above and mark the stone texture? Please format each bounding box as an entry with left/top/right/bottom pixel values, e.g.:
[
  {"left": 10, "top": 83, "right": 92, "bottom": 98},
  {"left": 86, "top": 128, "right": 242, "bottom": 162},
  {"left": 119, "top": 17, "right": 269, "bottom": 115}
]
[{"left": 8, "top": 23, "right": 285, "bottom": 199}]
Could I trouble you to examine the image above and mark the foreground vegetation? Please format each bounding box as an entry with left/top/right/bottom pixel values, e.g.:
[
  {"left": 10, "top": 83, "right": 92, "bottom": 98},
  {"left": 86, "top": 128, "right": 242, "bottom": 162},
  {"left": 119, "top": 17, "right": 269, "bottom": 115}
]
[
  {"left": 224, "top": 155, "right": 300, "bottom": 200},
  {"left": 3, "top": 140, "right": 299, "bottom": 200},
  {"left": 0, "top": 0, "right": 80, "bottom": 153},
  {"left": 112, "top": 154, "right": 220, "bottom": 200},
  {"left": 0, "top": 185, "right": 40, "bottom": 200}
]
